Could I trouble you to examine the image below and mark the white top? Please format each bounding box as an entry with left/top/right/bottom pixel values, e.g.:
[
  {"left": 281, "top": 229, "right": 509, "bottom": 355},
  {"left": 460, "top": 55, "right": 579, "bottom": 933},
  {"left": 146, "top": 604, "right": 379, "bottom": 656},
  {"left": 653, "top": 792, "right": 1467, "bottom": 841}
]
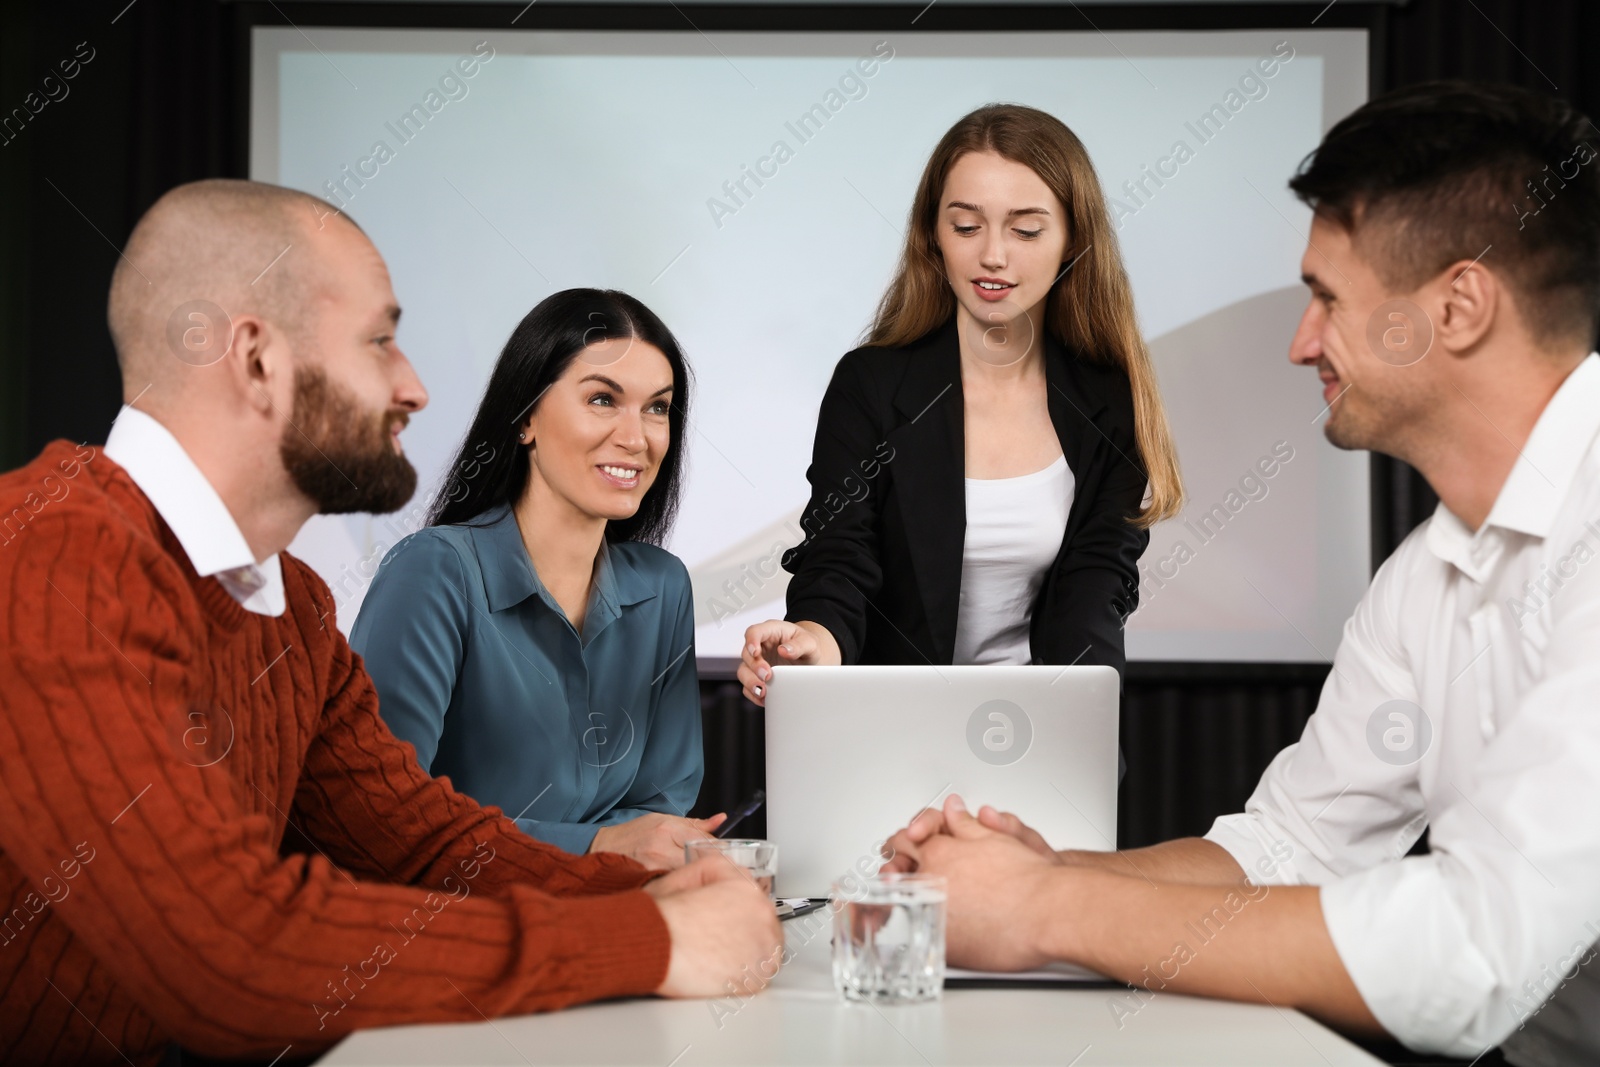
[
  {"left": 1206, "top": 354, "right": 1600, "bottom": 1065},
  {"left": 951, "top": 453, "right": 1074, "bottom": 665},
  {"left": 103, "top": 405, "right": 285, "bottom": 616}
]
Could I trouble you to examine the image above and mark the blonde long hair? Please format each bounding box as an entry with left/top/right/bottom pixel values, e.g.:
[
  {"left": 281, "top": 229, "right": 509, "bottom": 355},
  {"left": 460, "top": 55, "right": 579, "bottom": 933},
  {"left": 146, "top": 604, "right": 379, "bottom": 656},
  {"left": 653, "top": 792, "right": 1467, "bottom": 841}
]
[{"left": 866, "top": 104, "right": 1183, "bottom": 526}]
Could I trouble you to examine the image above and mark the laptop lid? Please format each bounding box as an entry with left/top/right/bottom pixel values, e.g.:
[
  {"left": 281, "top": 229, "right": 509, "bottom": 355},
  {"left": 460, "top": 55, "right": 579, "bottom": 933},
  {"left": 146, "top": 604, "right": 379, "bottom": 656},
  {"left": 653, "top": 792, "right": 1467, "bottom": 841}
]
[{"left": 764, "top": 665, "right": 1119, "bottom": 898}]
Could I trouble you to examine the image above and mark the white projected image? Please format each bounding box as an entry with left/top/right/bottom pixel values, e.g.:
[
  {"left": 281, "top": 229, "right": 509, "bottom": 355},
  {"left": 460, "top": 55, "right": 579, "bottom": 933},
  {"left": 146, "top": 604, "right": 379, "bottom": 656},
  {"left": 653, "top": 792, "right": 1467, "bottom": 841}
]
[{"left": 252, "top": 27, "right": 1369, "bottom": 663}]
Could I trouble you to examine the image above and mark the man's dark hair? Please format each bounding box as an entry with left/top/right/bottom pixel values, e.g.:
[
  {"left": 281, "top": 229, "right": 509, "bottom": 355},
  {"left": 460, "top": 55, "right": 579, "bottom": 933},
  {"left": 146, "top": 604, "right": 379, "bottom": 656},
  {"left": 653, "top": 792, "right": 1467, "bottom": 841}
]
[{"left": 1289, "top": 80, "right": 1600, "bottom": 348}]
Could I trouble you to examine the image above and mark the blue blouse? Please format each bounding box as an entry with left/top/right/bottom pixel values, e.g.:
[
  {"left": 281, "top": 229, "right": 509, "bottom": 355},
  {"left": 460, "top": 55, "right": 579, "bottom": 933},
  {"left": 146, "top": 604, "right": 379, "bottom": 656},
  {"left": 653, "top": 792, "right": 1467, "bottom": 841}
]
[{"left": 350, "top": 503, "right": 702, "bottom": 855}]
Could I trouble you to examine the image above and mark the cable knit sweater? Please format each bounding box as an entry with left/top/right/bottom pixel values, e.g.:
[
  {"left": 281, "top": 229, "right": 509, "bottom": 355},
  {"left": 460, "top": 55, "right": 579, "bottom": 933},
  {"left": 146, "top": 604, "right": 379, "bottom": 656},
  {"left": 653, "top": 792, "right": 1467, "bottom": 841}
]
[{"left": 0, "top": 440, "right": 672, "bottom": 1065}]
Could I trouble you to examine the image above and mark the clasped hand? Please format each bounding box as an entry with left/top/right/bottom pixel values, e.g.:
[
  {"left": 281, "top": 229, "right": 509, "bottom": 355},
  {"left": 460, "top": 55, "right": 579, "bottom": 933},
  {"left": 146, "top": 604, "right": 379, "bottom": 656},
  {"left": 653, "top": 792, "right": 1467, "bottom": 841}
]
[{"left": 880, "top": 793, "right": 1065, "bottom": 972}]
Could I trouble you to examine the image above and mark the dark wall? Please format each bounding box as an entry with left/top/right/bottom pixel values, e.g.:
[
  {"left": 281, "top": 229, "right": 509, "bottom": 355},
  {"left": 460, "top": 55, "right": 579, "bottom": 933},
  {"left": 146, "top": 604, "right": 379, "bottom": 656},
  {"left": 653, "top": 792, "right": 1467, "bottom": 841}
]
[
  {"left": 5, "top": 0, "right": 1596, "bottom": 848},
  {"left": 2, "top": 0, "right": 236, "bottom": 464}
]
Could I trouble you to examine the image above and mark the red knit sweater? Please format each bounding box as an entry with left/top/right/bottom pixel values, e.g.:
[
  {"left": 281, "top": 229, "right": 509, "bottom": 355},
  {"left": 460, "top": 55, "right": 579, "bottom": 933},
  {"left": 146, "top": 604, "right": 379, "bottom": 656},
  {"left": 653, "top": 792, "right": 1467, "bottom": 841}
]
[{"left": 0, "top": 441, "right": 673, "bottom": 1065}]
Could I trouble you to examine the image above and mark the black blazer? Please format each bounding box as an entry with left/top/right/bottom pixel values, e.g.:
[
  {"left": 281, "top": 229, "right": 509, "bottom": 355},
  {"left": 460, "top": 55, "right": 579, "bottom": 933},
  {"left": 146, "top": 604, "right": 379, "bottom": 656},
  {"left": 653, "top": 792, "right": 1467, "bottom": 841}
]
[{"left": 781, "top": 316, "right": 1149, "bottom": 678}]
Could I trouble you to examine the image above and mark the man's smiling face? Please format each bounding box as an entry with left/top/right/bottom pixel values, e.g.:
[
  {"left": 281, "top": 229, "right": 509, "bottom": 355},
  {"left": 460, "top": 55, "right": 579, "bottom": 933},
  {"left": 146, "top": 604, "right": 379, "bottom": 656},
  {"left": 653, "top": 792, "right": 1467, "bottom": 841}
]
[{"left": 1288, "top": 212, "right": 1444, "bottom": 456}]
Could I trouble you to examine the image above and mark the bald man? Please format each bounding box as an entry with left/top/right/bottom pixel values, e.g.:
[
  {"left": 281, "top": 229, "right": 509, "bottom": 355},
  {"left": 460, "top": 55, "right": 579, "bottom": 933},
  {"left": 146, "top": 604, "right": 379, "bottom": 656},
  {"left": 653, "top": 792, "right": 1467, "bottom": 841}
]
[{"left": 0, "top": 179, "right": 780, "bottom": 1066}]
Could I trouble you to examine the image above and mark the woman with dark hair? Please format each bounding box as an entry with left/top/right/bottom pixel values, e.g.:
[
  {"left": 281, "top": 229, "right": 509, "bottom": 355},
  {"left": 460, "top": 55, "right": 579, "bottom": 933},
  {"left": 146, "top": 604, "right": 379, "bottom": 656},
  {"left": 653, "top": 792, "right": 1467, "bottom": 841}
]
[
  {"left": 739, "top": 104, "right": 1183, "bottom": 700},
  {"left": 352, "top": 289, "right": 723, "bottom": 870}
]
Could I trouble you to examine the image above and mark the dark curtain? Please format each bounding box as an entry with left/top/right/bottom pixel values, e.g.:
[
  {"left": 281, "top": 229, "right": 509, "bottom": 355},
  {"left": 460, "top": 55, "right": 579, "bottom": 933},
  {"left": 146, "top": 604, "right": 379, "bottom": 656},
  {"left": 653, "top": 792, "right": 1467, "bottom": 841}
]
[
  {"left": 4, "top": 0, "right": 1596, "bottom": 850},
  {"left": 1, "top": 0, "right": 236, "bottom": 464}
]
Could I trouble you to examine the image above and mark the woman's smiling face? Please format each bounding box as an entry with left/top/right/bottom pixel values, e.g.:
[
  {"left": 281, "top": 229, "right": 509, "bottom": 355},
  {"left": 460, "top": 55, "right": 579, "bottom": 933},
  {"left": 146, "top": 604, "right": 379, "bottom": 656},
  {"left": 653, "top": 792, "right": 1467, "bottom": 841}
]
[
  {"left": 935, "top": 150, "right": 1071, "bottom": 346},
  {"left": 521, "top": 337, "right": 674, "bottom": 523}
]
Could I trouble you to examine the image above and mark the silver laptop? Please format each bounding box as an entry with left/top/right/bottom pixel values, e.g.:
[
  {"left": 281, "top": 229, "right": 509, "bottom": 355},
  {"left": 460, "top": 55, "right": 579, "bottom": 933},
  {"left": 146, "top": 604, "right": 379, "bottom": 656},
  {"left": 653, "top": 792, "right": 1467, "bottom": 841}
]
[{"left": 764, "top": 665, "right": 1120, "bottom": 898}]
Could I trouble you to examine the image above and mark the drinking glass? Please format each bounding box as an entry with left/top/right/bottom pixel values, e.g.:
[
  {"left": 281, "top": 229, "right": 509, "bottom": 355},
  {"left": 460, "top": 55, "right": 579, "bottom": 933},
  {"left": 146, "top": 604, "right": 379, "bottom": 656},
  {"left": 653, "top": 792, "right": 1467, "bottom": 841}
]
[
  {"left": 683, "top": 838, "right": 778, "bottom": 896},
  {"left": 830, "top": 872, "right": 946, "bottom": 1003}
]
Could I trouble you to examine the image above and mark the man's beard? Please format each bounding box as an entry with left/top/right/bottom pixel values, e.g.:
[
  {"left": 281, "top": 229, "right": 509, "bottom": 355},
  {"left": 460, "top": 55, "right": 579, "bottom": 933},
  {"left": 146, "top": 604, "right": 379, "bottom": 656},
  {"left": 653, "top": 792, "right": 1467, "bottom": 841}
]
[{"left": 279, "top": 364, "right": 417, "bottom": 515}]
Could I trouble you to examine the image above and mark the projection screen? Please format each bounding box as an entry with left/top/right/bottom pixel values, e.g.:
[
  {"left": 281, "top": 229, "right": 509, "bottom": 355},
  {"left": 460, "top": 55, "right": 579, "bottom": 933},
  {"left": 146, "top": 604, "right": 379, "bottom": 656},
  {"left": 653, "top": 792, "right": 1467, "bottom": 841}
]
[{"left": 251, "top": 25, "right": 1370, "bottom": 663}]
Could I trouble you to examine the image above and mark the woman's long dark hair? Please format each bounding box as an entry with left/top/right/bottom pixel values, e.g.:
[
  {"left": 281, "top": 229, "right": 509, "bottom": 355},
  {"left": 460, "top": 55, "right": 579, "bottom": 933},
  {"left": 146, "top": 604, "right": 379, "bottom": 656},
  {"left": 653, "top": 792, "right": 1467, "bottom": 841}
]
[{"left": 428, "top": 288, "right": 692, "bottom": 545}]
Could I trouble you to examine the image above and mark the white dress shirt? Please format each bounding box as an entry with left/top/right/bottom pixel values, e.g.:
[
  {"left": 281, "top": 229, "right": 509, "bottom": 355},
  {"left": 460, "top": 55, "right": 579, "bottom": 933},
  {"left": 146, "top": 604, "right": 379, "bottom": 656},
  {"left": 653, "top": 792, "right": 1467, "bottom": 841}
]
[
  {"left": 1205, "top": 354, "right": 1600, "bottom": 1066},
  {"left": 952, "top": 454, "right": 1075, "bottom": 665},
  {"left": 103, "top": 405, "right": 285, "bottom": 616}
]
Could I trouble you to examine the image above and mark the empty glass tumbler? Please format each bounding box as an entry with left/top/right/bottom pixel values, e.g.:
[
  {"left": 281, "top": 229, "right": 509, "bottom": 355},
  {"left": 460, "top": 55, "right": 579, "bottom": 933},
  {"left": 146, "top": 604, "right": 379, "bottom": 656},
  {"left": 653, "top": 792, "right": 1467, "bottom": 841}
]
[
  {"left": 831, "top": 872, "right": 946, "bottom": 1003},
  {"left": 684, "top": 838, "right": 779, "bottom": 896}
]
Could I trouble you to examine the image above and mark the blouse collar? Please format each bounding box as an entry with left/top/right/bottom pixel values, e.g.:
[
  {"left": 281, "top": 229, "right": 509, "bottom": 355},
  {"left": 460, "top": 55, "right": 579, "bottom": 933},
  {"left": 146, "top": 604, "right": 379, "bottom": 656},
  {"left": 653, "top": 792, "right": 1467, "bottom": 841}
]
[{"left": 465, "top": 504, "right": 658, "bottom": 633}]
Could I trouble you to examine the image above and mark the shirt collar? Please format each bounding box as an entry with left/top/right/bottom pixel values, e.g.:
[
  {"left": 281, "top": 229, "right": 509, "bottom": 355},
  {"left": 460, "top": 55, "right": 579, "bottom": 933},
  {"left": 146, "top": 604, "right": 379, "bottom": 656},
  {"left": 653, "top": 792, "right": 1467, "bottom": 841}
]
[
  {"left": 1426, "top": 353, "right": 1600, "bottom": 578},
  {"left": 1482, "top": 353, "right": 1600, "bottom": 538},
  {"left": 467, "top": 503, "right": 657, "bottom": 619},
  {"left": 103, "top": 405, "right": 286, "bottom": 616}
]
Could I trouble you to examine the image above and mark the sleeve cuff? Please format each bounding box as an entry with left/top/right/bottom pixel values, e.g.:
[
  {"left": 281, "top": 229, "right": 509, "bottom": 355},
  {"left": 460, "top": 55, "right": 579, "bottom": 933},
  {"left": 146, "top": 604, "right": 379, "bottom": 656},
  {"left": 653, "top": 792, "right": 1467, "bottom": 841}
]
[
  {"left": 1205, "top": 813, "right": 1301, "bottom": 885},
  {"left": 1319, "top": 859, "right": 1501, "bottom": 1055},
  {"left": 527, "top": 887, "right": 672, "bottom": 1005},
  {"left": 784, "top": 601, "right": 858, "bottom": 665}
]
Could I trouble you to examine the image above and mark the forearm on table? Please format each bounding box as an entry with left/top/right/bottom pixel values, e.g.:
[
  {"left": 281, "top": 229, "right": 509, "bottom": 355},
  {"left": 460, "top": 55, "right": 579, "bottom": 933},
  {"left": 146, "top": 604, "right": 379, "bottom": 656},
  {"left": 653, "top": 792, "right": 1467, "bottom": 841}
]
[
  {"left": 1035, "top": 866, "right": 1383, "bottom": 1036},
  {"left": 1059, "top": 837, "right": 1248, "bottom": 885},
  {"left": 297, "top": 707, "right": 650, "bottom": 897}
]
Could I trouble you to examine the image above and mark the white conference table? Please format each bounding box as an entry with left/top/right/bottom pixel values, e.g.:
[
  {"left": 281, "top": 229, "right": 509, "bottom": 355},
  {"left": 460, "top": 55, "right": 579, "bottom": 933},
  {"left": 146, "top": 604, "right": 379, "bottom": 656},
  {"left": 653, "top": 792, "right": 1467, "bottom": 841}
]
[{"left": 317, "top": 913, "right": 1386, "bottom": 1066}]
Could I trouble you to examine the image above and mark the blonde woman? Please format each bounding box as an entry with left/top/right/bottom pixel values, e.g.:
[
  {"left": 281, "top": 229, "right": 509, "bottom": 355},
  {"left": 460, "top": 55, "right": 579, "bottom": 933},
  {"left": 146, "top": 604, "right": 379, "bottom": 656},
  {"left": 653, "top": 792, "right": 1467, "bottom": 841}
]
[{"left": 740, "top": 103, "right": 1182, "bottom": 703}]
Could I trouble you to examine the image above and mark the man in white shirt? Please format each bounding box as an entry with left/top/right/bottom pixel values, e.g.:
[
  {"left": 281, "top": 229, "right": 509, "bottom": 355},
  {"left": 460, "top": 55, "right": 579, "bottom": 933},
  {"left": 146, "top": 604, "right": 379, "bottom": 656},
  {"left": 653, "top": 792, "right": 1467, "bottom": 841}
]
[{"left": 884, "top": 81, "right": 1600, "bottom": 1065}]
